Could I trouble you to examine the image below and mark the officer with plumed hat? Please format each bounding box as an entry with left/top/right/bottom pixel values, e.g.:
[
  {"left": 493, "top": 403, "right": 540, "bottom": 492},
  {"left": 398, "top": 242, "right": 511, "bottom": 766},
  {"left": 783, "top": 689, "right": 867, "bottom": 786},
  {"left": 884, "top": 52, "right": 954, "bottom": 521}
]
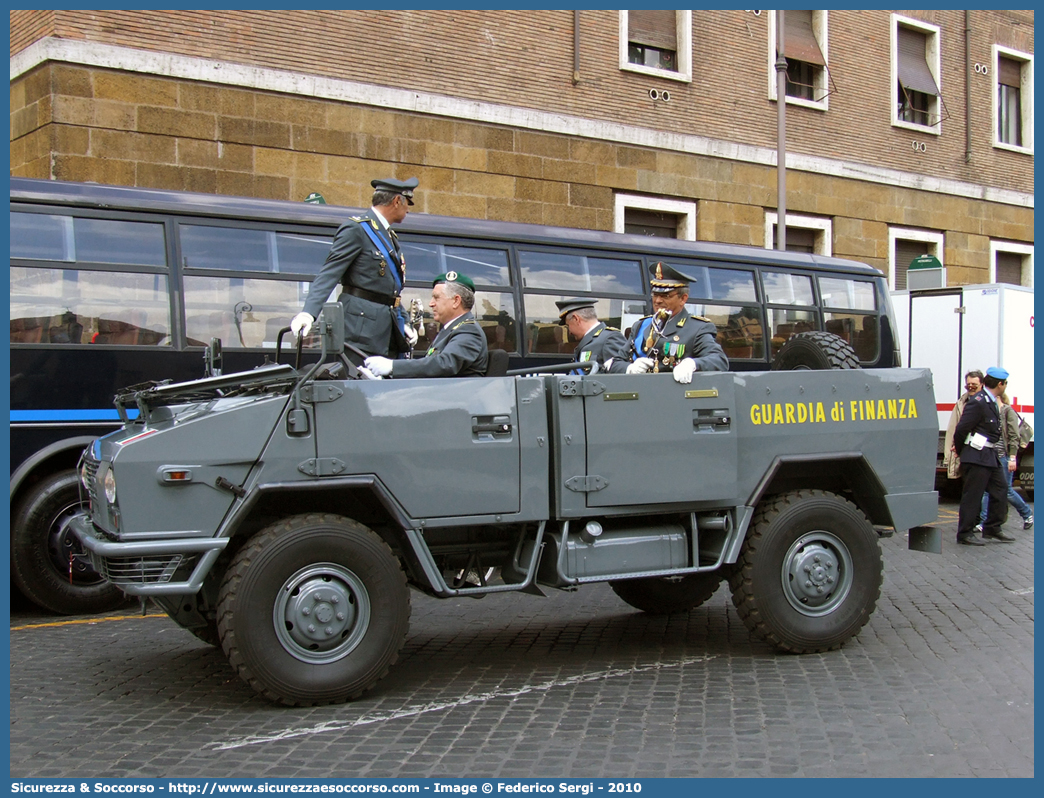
[
  {"left": 554, "top": 298, "right": 629, "bottom": 372},
  {"left": 291, "top": 177, "right": 420, "bottom": 357},
  {"left": 364, "top": 271, "right": 489, "bottom": 378},
  {"left": 611, "top": 261, "right": 728, "bottom": 381},
  {"left": 953, "top": 365, "right": 1014, "bottom": 545}
]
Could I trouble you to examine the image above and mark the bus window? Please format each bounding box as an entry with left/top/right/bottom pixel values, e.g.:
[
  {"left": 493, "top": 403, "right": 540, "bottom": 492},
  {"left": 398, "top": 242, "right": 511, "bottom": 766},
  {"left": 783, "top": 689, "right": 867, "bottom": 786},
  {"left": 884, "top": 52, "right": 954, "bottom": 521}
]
[
  {"left": 703, "top": 268, "right": 759, "bottom": 303},
  {"left": 183, "top": 275, "right": 312, "bottom": 347},
  {"left": 688, "top": 303, "right": 766, "bottom": 361},
  {"left": 400, "top": 286, "right": 519, "bottom": 355},
  {"left": 523, "top": 295, "right": 637, "bottom": 356},
  {"left": 762, "top": 271, "right": 815, "bottom": 306},
  {"left": 819, "top": 276, "right": 879, "bottom": 362},
  {"left": 180, "top": 225, "right": 330, "bottom": 274},
  {"left": 401, "top": 242, "right": 511, "bottom": 286},
  {"left": 768, "top": 308, "right": 817, "bottom": 357},
  {"left": 11, "top": 212, "right": 167, "bottom": 267},
  {"left": 10, "top": 266, "right": 170, "bottom": 345},
  {"left": 518, "top": 251, "right": 643, "bottom": 294}
]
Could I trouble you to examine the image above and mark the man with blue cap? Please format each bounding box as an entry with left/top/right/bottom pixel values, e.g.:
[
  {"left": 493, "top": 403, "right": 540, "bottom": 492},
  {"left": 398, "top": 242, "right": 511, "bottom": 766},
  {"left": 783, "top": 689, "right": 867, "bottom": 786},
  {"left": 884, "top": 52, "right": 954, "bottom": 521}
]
[
  {"left": 291, "top": 177, "right": 419, "bottom": 357},
  {"left": 363, "top": 271, "right": 488, "bottom": 378},
  {"left": 953, "top": 366, "right": 1014, "bottom": 545}
]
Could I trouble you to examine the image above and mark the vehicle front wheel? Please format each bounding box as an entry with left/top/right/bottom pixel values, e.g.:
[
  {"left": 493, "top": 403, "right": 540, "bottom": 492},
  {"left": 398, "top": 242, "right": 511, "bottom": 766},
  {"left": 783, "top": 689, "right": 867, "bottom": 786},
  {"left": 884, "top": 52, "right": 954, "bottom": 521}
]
[
  {"left": 728, "top": 490, "right": 882, "bottom": 653},
  {"left": 11, "top": 470, "right": 126, "bottom": 615},
  {"left": 609, "top": 571, "right": 723, "bottom": 614},
  {"left": 217, "top": 513, "right": 410, "bottom": 706}
]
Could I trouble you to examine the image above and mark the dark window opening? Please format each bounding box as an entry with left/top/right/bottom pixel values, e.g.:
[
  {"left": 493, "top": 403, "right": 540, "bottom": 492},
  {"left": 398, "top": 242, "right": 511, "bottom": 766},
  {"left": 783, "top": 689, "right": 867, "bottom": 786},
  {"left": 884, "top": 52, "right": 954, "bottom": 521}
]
[
  {"left": 624, "top": 208, "right": 681, "bottom": 239},
  {"left": 998, "top": 57, "right": 1023, "bottom": 147},
  {"left": 996, "top": 252, "right": 1024, "bottom": 286}
]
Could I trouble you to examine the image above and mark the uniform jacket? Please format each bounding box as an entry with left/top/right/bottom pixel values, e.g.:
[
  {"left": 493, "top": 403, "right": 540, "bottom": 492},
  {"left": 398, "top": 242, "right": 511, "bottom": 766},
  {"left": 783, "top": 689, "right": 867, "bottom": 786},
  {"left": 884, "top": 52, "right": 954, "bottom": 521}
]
[
  {"left": 572, "top": 322, "right": 629, "bottom": 370},
  {"left": 391, "top": 312, "right": 489, "bottom": 378},
  {"left": 954, "top": 389, "right": 1005, "bottom": 468},
  {"left": 612, "top": 308, "right": 729, "bottom": 373},
  {"left": 303, "top": 210, "right": 407, "bottom": 357}
]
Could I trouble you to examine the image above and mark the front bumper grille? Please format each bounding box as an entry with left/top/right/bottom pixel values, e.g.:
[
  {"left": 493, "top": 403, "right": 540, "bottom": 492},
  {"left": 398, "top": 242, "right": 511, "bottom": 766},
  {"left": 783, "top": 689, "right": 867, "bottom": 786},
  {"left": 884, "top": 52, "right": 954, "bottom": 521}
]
[{"left": 100, "top": 554, "right": 196, "bottom": 586}]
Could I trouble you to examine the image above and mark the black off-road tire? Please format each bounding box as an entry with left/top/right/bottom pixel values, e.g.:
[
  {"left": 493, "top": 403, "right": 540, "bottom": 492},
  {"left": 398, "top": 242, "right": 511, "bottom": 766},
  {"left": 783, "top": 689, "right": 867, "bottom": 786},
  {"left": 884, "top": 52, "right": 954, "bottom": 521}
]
[
  {"left": 728, "top": 490, "right": 882, "bottom": 653},
  {"left": 11, "top": 470, "right": 126, "bottom": 615},
  {"left": 772, "top": 331, "right": 860, "bottom": 371},
  {"left": 609, "top": 572, "right": 724, "bottom": 614},
  {"left": 217, "top": 513, "right": 410, "bottom": 706}
]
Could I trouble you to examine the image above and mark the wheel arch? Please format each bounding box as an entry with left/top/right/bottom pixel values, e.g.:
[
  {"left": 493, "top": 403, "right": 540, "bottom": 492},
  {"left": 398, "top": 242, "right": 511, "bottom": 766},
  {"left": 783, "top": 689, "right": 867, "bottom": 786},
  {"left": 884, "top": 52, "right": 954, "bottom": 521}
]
[
  {"left": 207, "top": 476, "right": 438, "bottom": 594},
  {"left": 10, "top": 436, "right": 95, "bottom": 505},
  {"left": 747, "top": 454, "right": 893, "bottom": 528}
]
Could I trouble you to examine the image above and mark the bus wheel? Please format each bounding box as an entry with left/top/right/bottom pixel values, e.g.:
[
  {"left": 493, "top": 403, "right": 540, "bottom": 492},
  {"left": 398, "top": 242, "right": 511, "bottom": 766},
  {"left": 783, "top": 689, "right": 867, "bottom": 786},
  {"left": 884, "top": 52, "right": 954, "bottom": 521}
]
[
  {"left": 772, "top": 331, "right": 860, "bottom": 370},
  {"left": 609, "top": 572, "right": 723, "bottom": 614},
  {"left": 11, "top": 470, "right": 126, "bottom": 615},
  {"left": 217, "top": 514, "right": 410, "bottom": 706},
  {"left": 728, "top": 490, "right": 882, "bottom": 653}
]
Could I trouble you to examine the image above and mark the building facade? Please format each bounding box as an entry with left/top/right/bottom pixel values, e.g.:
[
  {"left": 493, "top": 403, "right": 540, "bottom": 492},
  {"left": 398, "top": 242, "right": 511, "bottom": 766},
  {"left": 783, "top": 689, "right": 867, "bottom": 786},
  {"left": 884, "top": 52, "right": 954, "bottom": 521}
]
[{"left": 9, "top": 9, "right": 1034, "bottom": 288}]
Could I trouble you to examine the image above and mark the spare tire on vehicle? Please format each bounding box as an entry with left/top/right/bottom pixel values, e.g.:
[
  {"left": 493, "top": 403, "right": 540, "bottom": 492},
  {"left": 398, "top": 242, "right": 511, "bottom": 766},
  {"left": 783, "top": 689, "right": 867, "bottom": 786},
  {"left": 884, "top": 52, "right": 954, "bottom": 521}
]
[{"left": 772, "top": 331, "right": 860, "bottom": 371}]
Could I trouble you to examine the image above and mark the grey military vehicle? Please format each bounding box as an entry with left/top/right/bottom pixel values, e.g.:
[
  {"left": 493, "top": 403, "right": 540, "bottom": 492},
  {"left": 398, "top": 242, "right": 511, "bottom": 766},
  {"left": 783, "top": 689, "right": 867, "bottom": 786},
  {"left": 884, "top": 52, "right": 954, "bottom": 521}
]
[{"left": 70, "top": 305, "right": 940, "bottom": 706}]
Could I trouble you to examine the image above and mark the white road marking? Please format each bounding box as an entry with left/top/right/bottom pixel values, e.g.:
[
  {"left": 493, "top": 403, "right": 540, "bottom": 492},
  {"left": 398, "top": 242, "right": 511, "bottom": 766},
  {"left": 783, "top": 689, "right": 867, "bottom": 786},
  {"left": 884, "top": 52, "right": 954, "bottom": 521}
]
[{"left": 208, "top": 655, "right": 715, "bottom": 751}]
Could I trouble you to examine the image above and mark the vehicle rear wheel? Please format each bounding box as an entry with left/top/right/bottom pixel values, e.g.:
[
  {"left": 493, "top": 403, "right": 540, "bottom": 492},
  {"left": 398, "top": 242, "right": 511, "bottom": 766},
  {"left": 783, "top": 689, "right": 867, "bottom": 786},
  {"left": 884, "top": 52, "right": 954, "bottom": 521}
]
[
  {"left": 11, "top": 470, "right": 126, "bottom": 615},
  {"left": 728, "top": 490, "right": 882, "bottom": 653},
  {"left": 772, "top": 331, "right": 860, "bottom": 370},
  {"left": 217, "top": 513, "right": 410, "bottom": 706},
  {"left": 610, "top": 571, "right": 724, "bottom": 614}
]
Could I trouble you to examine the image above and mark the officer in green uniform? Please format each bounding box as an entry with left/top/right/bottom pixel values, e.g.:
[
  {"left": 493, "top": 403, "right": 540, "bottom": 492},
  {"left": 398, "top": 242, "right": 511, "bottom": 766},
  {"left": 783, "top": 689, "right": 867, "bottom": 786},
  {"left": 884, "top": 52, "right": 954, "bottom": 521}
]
[
  {"left": 555, "top": 298, "right": 629, "bottom": 372},
  {"left": 364, "top": 272, "right": 489, "bottom": 378},
  {"left": 613, "top": 261, "right": 729, "bottom": 382},
  {"left": 291, "top": 177, "right": 419, "bottom": 358}
]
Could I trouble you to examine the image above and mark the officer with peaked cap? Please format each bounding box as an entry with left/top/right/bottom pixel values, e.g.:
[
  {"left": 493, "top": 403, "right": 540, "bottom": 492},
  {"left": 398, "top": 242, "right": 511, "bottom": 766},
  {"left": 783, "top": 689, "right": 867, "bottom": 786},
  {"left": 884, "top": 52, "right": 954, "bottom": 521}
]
[
  {"left": 555, "top": 298, "right": 629, "bottom": 373},
  {"left": 611, "top": 261, "right": 728, "bottom": 381},
  {"left": 291, "top": 177, "right": 419, "bottom": 357},
  {"left": 364, "top": 271, "right": 489, "bottom": 378},
  {"left": 953, "top": 366, "right": 1013, "bottom": 545}
]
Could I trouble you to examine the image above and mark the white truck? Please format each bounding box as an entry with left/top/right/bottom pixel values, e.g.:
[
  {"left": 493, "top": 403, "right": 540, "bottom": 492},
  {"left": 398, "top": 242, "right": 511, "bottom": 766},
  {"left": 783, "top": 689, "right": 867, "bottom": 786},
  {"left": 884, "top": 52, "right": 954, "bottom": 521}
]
[{"left": 891, "top": 283, "right": 1034, "bottom": 496}]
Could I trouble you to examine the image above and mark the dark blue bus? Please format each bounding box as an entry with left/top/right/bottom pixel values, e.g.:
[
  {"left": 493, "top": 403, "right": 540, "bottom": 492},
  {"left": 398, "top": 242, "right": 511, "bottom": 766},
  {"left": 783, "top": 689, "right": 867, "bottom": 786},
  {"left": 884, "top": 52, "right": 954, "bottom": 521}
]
[{"left": 10, "top": 177, "right": 899, "bottom": 613}]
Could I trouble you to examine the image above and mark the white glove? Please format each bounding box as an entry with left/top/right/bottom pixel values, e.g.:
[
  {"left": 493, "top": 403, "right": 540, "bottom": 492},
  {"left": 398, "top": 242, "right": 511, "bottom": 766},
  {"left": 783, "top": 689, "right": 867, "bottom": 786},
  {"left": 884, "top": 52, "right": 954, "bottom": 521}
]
[
  {"left": 357, "top": 366, "right": 381, "bottom": 380},
  {"left": 404, "top": 323, "right": 419, "bottom": 347},
  {"left": 672, "top": 358, "right": 697, "bottom": 384},
  {"left": 602, "top": 358, "right": 613, "bottom": 371},
  {"left": 626, "top": 357, "right": 654, "bottom": 374},
  {"left": 290, "top": 312, "right": 314, "bottom": 338},
  {"left": 364, "top": 356, "right": 393, "bottom": 377}
]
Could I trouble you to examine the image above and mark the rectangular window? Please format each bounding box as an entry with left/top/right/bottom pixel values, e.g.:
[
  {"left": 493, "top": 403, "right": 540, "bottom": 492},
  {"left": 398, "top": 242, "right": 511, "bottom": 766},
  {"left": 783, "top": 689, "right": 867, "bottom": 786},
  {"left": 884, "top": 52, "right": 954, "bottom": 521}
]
[
  {"left": 180, "top": 225, "right": 331, "bottom": 274},
  {"left": 894, "top": 19, "right": 944, "bottom": 131},
  {"left": 995, "top": 48, "right": 1032, "bottom": 153},
  {"left": 400, "top": 242, "right": 511, "bottom": 287},
  {"left": 518, "top": 250, "right": 644, "bottom": 295},
  {"left": 10, "top": 266, "right": 170, "bottom": 346},
  {"left": 995, "top": 252, "right": 1023, "bottom": 286},
  {"left": 783, "top": 10, "right": 826, "bottom": 102},
  {"left": 523, "top": 295, "right": 640, "bottom": 356},
  {"left": 890, "top": 231, "right": 945, "bottom": 291},
  {"left": 762, "top": 272, "right": 815, "bottom": 306},
  {"left": 628, "top": 10, "right": 677, "bottom": 71},
  {"left": 183, "top": 275, "right": 317, "bottom": 348},
  {"left": 818, "top": 277, "right": 878, "bottom": 363},
  {"left": 10, "top": 212, "right": 167, "bottom": 267},
  {"left": 990, "top": 241, "right": 1033, "bottom": 288},
  {"left": 620, "top": 11, "right": 691, "bottom": 82}
]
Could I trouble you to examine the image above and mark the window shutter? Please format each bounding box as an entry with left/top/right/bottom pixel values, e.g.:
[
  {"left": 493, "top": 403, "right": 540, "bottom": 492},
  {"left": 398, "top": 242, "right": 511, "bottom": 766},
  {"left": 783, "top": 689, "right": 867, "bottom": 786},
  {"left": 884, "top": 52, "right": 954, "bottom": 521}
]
[
  {"left": 998, "top": 57, "right": 1022, "bottom": 88},
  {"left": 628, "top": 10, "right": 677, "bottom": 51},
  {"left": 897, "top": 27, "right": 940, "bottom": 95},
  {"left": 782, "top": 10, "right": 826, "bottom": 66},
  {"left": 996, "top": 252, "right": 1023, "bottom": 286}
]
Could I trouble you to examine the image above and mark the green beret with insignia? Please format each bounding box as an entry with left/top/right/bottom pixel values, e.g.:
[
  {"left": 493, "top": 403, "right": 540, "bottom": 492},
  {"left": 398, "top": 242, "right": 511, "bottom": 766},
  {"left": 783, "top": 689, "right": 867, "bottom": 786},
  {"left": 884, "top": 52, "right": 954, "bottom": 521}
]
[{"left": 434, "top": 271, "right": 475, "bottom": 292}]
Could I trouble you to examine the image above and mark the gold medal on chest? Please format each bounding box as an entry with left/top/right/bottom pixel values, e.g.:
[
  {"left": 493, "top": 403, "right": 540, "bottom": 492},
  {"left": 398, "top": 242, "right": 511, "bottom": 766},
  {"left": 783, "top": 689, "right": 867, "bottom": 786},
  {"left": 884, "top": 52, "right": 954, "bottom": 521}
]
[{"left": 673, "top": 335, "right": 680, "bottom": 341}]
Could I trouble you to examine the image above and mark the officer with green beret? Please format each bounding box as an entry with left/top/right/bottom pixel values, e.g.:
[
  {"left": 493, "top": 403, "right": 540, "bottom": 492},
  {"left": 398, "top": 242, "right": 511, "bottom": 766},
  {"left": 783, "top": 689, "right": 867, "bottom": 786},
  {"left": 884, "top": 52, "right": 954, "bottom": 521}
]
[
  {"left": 291, "top": 177, "right": 419, "bottom": 357},
  {"left": 364, "top": 271, "right": 489, "bottom": 378},
  {"left": 612, "top": 261, "right": 729, "bottom": 382},
  {"left": 554, "top": 298, "right": 629, "bottom": 372}
]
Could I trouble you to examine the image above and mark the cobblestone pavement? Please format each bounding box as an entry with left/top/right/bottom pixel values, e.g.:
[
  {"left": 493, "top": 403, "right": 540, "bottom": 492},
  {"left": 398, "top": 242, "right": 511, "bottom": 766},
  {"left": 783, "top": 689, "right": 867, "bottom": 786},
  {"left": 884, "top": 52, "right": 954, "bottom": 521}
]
[{"left": 9, "top": 497, "right": 1033, "bottom": 778}]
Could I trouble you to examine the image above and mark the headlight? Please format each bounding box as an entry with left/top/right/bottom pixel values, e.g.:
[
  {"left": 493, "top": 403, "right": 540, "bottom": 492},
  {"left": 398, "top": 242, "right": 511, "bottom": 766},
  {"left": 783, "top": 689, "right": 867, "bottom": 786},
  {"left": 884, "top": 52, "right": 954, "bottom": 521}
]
[{"left": 104, "top": 468, "right": 117, "bottom": 504}]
